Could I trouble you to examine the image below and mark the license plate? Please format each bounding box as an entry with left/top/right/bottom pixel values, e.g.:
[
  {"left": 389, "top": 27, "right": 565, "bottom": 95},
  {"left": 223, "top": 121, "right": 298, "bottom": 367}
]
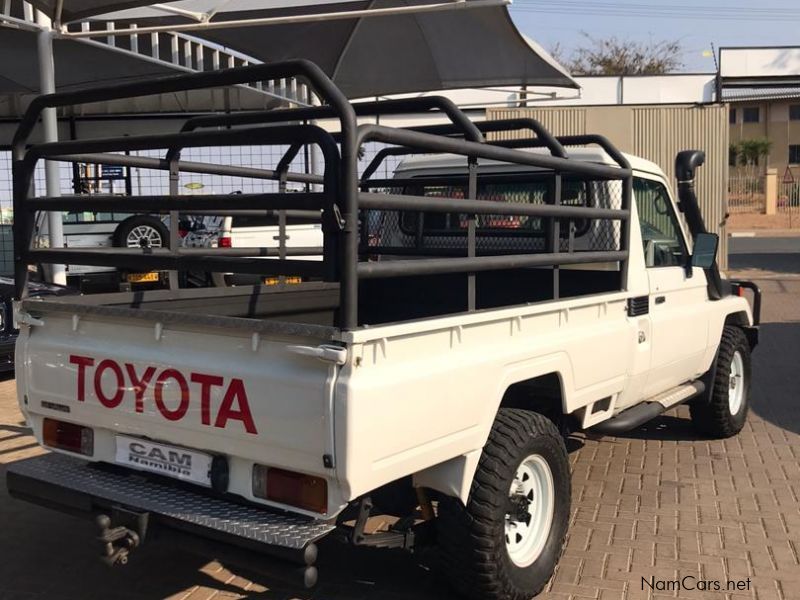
[
  {"left": 127, "top": 272, "right": 159, "bottom": 283},
  {"left": 115, "top": 435, "right": 213, "bottom": 487}
]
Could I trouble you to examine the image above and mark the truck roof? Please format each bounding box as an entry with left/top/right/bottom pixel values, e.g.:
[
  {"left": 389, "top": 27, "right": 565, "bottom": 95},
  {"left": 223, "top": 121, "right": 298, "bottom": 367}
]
[{"left": 394, "top": 147, "right": 664, "bottom": 178}]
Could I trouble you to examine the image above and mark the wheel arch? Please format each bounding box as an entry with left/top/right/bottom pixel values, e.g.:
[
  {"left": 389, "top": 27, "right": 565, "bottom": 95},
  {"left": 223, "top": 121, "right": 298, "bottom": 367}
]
[
  {"left": 725, "top": 310, "right": 758, "bottom": 349},
  {"left": 414, "top": 359, "right": 574, "bottom": 504}
]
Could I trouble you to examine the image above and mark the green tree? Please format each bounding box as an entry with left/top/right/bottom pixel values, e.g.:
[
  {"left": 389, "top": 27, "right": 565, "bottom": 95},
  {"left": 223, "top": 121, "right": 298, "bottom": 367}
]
[{"left": 736, "top": 138, "right": 772, "bottom": 170}]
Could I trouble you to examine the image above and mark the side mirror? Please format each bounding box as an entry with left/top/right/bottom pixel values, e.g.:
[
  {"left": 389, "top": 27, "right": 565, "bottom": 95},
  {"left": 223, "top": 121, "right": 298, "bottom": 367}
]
[{"left": 691, "top": 232, "right": 719, "bottom": 269}]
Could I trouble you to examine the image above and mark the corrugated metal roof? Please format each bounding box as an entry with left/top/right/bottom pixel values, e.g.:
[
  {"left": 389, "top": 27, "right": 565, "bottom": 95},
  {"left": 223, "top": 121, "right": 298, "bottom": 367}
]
[{"left": 721, "top": 87, "right": 800, "bottom": 102}]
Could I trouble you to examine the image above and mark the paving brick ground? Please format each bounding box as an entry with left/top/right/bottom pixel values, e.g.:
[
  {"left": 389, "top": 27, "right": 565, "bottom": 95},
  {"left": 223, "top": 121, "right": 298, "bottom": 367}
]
[{"left": 1, "top": 271, "right": 798, "bottom": 600}]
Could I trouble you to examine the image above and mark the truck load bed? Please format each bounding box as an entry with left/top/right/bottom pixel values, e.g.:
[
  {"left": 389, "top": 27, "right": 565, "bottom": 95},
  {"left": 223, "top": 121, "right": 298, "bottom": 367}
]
[{"left": 15, "top": 60, "right": 753, "bottom": 596}]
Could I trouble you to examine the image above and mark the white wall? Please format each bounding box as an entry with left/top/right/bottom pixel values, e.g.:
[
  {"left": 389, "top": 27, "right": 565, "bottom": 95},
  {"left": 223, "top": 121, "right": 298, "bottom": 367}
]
[
  {"left": 379, "top": 74, "right": 715, "bottom": 109},
  {"left": 721, "top": 47, "right": 800, "bottom": 78}
]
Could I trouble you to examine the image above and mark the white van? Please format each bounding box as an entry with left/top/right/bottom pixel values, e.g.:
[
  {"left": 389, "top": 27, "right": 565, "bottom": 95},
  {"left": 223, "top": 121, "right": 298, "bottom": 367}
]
[
  {"left": 209, "top": 211, "right": 323, "bottom": 286},
  {"left": 37, "top": 211, "right": 170, "bottom": 291}
]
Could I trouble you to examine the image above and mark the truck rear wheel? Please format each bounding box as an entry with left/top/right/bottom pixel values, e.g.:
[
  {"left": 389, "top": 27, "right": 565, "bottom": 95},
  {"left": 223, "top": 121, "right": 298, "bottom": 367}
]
[
  {"left": 690, "top": 326, "right": 751, "bottom": 438},
  {"left": 437, "top": 409, "right": 570, "bottom": 600}
]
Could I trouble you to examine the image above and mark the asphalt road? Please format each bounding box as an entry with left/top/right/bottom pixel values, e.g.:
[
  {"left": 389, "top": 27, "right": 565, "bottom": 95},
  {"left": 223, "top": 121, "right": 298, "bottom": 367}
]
[
  {"left": 729, "top": 236, "right": 800, "bottom": 255},
  {"left": 728, "top": 235, "right": 800, "bottom": 275}
]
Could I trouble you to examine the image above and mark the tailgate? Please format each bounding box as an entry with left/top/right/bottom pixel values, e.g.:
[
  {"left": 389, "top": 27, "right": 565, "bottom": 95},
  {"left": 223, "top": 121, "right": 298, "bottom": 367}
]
[{"left": 16, "top": 307, "right": 341, "bottom": 510}]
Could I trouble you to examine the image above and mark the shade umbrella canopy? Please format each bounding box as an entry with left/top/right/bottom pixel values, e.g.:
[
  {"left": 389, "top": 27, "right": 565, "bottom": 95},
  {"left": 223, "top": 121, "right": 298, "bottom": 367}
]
[
  {"left": 186, "top": 1, "right": 579, "bottom": 98},
  {"left": 28, "top": 0, "right": 355, "bottom": 22},
  {"left": 30, "top": 0, "right": 577, "bottom": 99},
  {"left": 0, "top": 28, "right": 179, "bottom": 94}
]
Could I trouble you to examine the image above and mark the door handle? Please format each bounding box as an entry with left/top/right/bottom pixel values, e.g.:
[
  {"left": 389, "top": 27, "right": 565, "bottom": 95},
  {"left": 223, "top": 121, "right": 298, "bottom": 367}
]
[{"left": 655, "top": 296, "right": 666, "bottom": 305}]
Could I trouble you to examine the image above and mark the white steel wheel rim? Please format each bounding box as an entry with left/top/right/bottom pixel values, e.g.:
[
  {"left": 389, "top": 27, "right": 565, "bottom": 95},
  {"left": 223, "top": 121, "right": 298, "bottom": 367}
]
[
  {"left": 126, "top": 225, "right": 163, "bottom": 248},
  {"left": 728, "top": 350, "right": 745, "bottom": 415},
  {"left": 505, "top": 454, "right": 555, "bottom": 568}
]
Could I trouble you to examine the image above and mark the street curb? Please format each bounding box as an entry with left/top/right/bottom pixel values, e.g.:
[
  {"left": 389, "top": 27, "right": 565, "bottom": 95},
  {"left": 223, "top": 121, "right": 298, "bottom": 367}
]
[{"left": 729, "top": 229, "right": 800, "bottom": 238}]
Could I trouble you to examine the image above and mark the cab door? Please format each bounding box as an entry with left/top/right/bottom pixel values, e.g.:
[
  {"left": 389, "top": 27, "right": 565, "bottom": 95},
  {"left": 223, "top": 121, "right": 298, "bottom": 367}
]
[{"left": 634, "top": 177, "right": 709, "bottom": 398}]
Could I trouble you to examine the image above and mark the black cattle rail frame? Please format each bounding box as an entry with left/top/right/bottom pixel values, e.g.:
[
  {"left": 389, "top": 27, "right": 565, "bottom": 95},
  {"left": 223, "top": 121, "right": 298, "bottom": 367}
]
[{"left": 13, "top": 58, "right": 632, "bottom": 330}]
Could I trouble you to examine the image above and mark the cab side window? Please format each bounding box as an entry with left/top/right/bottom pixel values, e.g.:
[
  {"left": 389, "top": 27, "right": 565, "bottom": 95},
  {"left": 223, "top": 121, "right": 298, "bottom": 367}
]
[{"left": 634, "top": 178, "right": 688, "bottom": 268}]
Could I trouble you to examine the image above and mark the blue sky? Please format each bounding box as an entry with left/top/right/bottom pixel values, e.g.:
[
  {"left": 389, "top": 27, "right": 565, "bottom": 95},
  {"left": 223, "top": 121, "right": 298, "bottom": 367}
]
[{"left": 508, "top": 0, "right": 800, "bottom": 72}]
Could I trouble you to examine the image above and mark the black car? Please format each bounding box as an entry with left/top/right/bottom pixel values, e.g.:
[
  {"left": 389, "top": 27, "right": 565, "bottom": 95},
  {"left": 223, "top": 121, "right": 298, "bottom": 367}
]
[{"left": 0, "top": 277, "right": 78, "bottom": 372}]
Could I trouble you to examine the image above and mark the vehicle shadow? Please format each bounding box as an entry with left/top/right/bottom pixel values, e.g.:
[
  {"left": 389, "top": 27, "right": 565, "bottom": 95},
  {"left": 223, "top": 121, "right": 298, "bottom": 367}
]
[
  {"left": 0, "top": 490, "right": 454, "bottom": 600},
  {"left": 747, "top": 321, "right": 800, "bottom": 435},
  {"left": 586, "top": 321, "right": 798, "bottom": 441}
]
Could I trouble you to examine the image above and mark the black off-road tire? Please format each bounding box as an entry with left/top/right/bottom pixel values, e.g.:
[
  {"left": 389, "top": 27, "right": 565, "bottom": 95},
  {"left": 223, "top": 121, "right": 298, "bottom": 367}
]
[
  {"left": 437, "top": 409, "right": 571, "bottom": 600},
  {"left": 113, "top": 215, "right": 170, "bottom": 249},
  {"left": 690, "top": 326, "right": 751, "bottom": 438}
]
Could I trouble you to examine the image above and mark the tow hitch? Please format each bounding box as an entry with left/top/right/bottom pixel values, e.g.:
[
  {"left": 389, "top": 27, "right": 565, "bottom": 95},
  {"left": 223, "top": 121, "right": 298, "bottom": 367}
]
[{"left": 96, "top": 508, "right": 149, "bottom": 566}]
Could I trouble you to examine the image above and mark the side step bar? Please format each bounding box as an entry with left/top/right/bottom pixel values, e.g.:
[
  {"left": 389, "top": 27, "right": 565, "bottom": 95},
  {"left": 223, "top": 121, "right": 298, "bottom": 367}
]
[
  {"left": 590, "top": 381, "right": 705, "bottom": 435},
  {"left": 7, "top": 453, "right": 335, "bottom": 586}
]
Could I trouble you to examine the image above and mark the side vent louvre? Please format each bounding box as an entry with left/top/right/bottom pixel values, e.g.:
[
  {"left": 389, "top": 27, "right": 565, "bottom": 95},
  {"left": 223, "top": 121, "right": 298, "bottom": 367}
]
[{"left": 627, "top": 296, "right": 649, "bottom": 317}]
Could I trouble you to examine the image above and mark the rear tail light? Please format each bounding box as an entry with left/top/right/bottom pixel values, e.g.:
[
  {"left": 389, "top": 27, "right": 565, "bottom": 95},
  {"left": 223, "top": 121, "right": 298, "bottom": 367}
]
[
  {"left": 252, "top": 464, "right": 327, "bottom": 514},
  {"left": 43, "top": 418, "right": 93, "bottom": 456},
  {"left": 736, "top": 285, "right": 745, "bottom": 297},
  {"left": 219, "top": 236, "right": 232, "bottom": 248},
  {"left": 178, "top": 229, "right": 189, "bottom": 238}
]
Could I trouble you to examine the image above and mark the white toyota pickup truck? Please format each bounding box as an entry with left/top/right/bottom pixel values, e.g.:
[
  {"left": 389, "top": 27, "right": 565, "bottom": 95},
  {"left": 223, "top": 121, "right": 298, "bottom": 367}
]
[{"left": 7, "top": 61, "right": 759, "bottom": 600}]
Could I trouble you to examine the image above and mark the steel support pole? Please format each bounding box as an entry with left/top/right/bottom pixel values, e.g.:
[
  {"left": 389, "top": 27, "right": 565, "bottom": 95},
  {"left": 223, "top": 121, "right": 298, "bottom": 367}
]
[
  {"left": 307, "top": 87, "right": 322, "bottom": 192},
  {"left": 36, "top": 24, "right": 66, "bottom": 285}
]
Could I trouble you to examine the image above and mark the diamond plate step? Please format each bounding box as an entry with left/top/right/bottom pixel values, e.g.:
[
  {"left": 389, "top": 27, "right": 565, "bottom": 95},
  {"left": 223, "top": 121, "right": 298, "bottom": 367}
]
[
  {"left": 7, "top": 453, "right": 336, "bottom": 550},
  {"left": 652, "top": 380, "right": 706, "bottom": 408}
]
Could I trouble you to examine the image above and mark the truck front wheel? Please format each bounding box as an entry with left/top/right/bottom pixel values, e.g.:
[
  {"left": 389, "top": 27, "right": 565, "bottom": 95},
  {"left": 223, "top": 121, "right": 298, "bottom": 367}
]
[
  {"left": 690, "top": 326, "right": 751, "bottom": 438},
  {"left": 437, "top": 409, "right": 570, "bottom": 600}
]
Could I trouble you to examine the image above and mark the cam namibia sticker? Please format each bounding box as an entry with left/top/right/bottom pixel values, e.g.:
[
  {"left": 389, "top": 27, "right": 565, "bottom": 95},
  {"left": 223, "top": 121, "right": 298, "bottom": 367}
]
[{"left": 115, "top": 435, "right": 213, "bottom": 487}]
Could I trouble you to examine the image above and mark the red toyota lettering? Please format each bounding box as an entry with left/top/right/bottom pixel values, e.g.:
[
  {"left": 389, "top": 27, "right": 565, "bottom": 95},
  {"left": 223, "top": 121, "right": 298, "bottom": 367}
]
[
  {"left": 215, "top": 378, "right": 257, "bottom": 434},
  {"left": 125, "top": 363, "right": 156, "bottom": 413},
  {"left": 67, "top": 355, "right": 259, "bottom": 434},
  {"left": 93, "top": 359, "right": 125, "bottom": 408},
  {"left": 154, "top": 368, "right": 190, "bottom": 421},
  {"left": 191, "top": 373, "right": 224, "bottom": 426},
  {"left": 69, "top": 354, "right": 94, "bottom": 402}
]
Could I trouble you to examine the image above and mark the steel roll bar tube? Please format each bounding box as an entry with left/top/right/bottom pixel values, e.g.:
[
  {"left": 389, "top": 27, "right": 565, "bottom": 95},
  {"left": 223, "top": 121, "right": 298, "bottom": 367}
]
[
  {"left": 165, "top": 96, "right": 485, "bottom": 206},
  {"left": 406, "top": 118, "right": 568, "bottom": 158},
  {"left": 359, "top": 128, "right": 630, "bottom": 186},
  {"left": 12, "top": 60, "right": 352, "bottom": 155},
  {"left": 359, "top": 192, "right": 629, "bottom": 220},
  {"left": 12, "top": 60, "right": 357, "bottom": 309},
  {"left": 355, "top": 125, "right": 631, "bottom": 181},
  {"left": 54, "top": 152, "right": 325, "bottom": 186},
  {"left": 25, "top": 249, "right": 326, "bottom": 278},
  {"left": 176, "top": 96, "right": 485, "bottom": 142},
  {"left": 13, "top": 123, "right": 343, "bottom": 300},
  {"left": 27, "top": 193, "right": 328, "bottom": 213},
  {"left": 357, "top": 251, "right": 629, "bottom": 279}
]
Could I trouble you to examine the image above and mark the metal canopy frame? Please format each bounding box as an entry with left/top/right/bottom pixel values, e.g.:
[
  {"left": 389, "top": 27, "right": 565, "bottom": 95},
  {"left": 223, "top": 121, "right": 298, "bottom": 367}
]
[
  {"left": 56, "top": 0, "right": 510, "bottom": 36},
  {"left": 13, "top": 58, "right": 632, "bottom": 331}
]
